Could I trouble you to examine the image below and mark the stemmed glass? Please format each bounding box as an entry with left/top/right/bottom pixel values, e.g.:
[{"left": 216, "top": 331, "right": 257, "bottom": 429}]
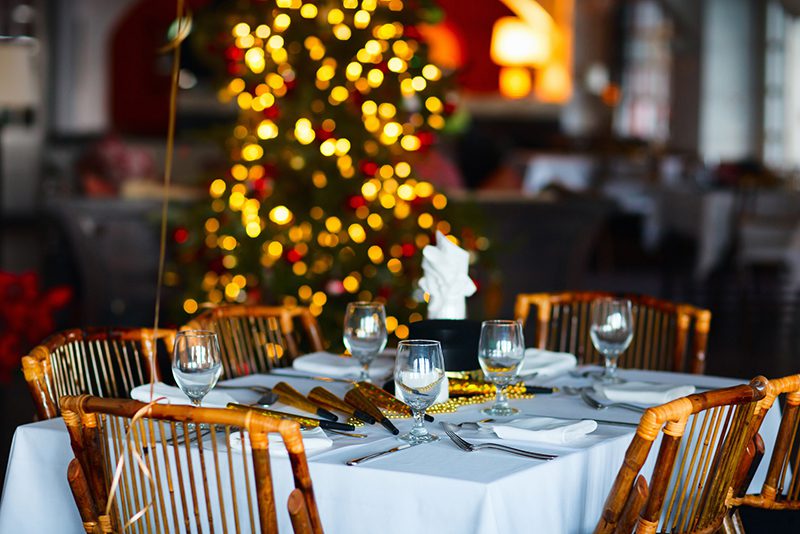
[
  {"left": 478, "top": 320, "right": 525, "bottom": 416},
  {"left": 589, "top": 298, "right": 634, "bottom": 383},
  {"left": 343, "top": 301, "right": 388, "bottom": 382},
  {"left": 394, "top": 339, "right": 445, "bottom": 444},
  {"left": 172, "top": 330, "right": 223, "bottom": 407}
]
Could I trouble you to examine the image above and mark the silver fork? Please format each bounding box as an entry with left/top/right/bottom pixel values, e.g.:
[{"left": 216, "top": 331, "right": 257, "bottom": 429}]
[
  {"left": 440, "top": 423, "right": 557, "bottom": 460},
  {"left": 580, "top": 390, "right": 645, "bottom": 413}
]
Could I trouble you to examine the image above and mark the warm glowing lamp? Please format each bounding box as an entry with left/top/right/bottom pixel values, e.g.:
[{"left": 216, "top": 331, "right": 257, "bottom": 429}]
[
  {"left": 499, "top": 67, "right": 532, "bottom": 99},
  {"left": 490, "top": 16, "right": 551, "bottom": 67},
  {"left": 534, "top": 61, "right": 571, "bottom": 103}
]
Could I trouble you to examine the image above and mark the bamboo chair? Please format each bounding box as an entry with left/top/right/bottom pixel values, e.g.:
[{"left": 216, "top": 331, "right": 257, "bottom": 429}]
[
  {"left": 595, "top": 376, "right": 771, "bottom": 534},
  {"left": 21, "top": 328, "right": 176, "bottom": 420},
  {"left": 186, "top": 305, "right": 324, "bottom": 378},
  {"left": 730, "top": 374, "right": 800, "bottom": 512},
  {"left": 514, "top": 292, "right": 712, "bottom": 374},
  {"left": 60, "top": 394, "right": 322, "bottom": 534}
]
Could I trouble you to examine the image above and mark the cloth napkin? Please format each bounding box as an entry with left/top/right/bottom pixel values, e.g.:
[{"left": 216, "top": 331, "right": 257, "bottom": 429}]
[
  {"left": 292, "top": 351, "right": 393, "bottom": 379},
  {"left": 521, "top": 348, "right": 577, "bottom": 378},
  {"left": 594, "top": 381, "right": 696, "bottom": 406},
  {"left": 130, "top": 382, "right": 236, "bottom": 409},
  {"left": 228, "top": 428, "right": 333, "bottom": 456},
  {"left": 481, "top": 417, "right": 598, "bottom": 445},
  {"left": 418, "top": 231, "right": 477, "bottom": 319}
]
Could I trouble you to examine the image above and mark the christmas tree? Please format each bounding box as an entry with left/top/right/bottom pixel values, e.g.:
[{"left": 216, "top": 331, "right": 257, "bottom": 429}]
[{"left": 174, "top": 0, "right": 488, "bottom": 344}]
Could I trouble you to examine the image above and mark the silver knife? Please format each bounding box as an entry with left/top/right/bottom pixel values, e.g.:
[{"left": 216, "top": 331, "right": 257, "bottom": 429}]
[
  {"left": 268, "top": 371, "right": 355, "bottom": 384},
  {"left": 346, "top": 443, "right": 412, "bottom": 466}
]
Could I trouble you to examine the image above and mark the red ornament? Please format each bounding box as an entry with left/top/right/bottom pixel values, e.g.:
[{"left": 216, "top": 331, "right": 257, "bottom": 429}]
[
  {"left": 263, "top": 105, "right": 280, "bottom": 120},
  {"left": 404, "top": 25, "right": 422, "bottom": 40},
  {"left": 316, "top": 127, "right": 334, "bottom": 141},
  {"left": 417, "top": 131, "right": 435, "bottom": 148},
  {"left": 360, "top": 160, "right": 378, "bottom": 177},
  {"left": 444, "top": 102, "right": 457, "bottom": 115},
  {"left": 286, "top": 248, "right": 302, "bottom": 263},
  {"left": 173, "top": 227, "right": 189, "bottom": 244},
  {"left": 348, "top": 195, "right": 366, "bottom": 209},
  {"left": 402, "top": 243, "right": 416, "bottom": 257}
]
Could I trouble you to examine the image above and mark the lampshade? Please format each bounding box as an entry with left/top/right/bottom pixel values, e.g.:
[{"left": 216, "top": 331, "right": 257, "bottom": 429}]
[
  {"left": 0, "top": 41, "right": 38, "bottom": 108},
  {"left": 490, "top": 16, "right": 552, "bottom": 68}
]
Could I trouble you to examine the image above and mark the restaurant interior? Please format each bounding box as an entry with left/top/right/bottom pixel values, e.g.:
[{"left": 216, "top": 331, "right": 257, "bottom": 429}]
[{"left": 3, "top": 0, "right": 800, "bottom": 532}]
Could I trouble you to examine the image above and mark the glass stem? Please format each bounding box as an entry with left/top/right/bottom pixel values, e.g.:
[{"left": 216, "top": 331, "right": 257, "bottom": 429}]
[
  {"left": 493, "top": 384, "right": 509, "bottom": 411},
  {"left": 410, "top": 409, "right": 427, "bottom": 437},
  {"left": 359, "top": 362, "right": 371, "bottom": 382},
  {"left": 603, "top": 355, "right": 618, "bottom": 379}
]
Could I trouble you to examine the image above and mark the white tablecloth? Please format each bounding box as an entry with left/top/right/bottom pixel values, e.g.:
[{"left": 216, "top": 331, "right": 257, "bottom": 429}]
[{"left": 0, "top": 369, "right": 780, "bottom": 534}]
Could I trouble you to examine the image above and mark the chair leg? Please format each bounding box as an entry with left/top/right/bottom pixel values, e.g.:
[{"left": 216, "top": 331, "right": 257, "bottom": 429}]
[{"left": 288, "top": 488, "right": 314, "bottom": 534}]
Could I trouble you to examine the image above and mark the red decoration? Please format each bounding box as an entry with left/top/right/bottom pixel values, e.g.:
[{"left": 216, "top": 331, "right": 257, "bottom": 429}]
[
  {"left": 348, "top": 195, "right": 366, "bottom": 209},
  {"left": 173, "top": 227, "right": 189, "bottom": 244},
  {"left": 402, "top": 243, "right": 416, "bottom": 257},
  {"left": 286, "top": 248, "right": 302, "bottom": 263},
  {"left": 0, "top": 272, "right": 72, "bottom": 382},
  {"left": 263, "top": 105, "right": 281, "bottom": 120},
  {"left": 360, "top": 160, "right": 378, "bottom": 177}
]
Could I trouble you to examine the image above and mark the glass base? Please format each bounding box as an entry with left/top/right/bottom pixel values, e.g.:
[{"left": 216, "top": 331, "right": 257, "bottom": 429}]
[
  {"left": 482, "top": 405, "right": 519, "bottom": 417},
  {"left": 398, "top": 431, "right": 439, "bottom": 445},
  {"left": 587, "top": 371, "right": 626, "bottom": 384}
]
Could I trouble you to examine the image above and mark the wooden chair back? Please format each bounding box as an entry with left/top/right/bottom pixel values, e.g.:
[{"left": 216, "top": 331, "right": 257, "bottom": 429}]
[
  {"left": 22, "top": 328, "right": 176, "bottom": 420},
  {"left": 733, "top": 374, "right": 800, "bottom": 511},
  {"left": 595, "top": 377, "right": 771, "bottom": 534},
  {"left": 514, "top": 292, "right": 712, "bottom": 374},
  {"left": 186, "top": 305, "right": 324, "bottom": 378},
  {"left": 60, "top": 394, "right": 322, "bottom": 534}
]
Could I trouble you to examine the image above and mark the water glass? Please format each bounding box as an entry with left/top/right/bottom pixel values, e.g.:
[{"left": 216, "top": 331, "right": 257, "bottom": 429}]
[
  {"left": 343, "top": 302, "right": 388, "bottom": 382},
  {"left": 478, "top": 320, "right": 525, "bottom": 416},
  {"left": 394, "top": 339, "right": 445, "bottom": 444},
  {"left": 172, "top": 330, "right": 222, "bottom": 407},
  {"left": 590, "top": 298, "right": 634, "bottom": 383}
]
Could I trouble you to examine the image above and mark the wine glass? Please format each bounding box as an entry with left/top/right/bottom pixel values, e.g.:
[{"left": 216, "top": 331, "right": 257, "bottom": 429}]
[
  {"left": 394, "top": 339, "right": 445, "bottom": 444},
  {"left": 478, "top": 320, "right": 525, "bottom": 416},
  {"left": 172, "top": 330, "right": 222, "bottom": 407},
  {"left": 589, "top": 298, "right": 634, "bottom": 383},
  {"left": 343, "top": 302, "right": 388, "bottom": 382}
]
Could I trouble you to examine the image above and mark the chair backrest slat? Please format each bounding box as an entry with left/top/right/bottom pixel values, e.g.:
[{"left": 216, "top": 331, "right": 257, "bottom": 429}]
[
  {"left": 60, "top": 395, "right": 323, "bottom": 534},
  {"left": 186, "top": 306, "right": 325, "bottom": 378},
  {"left": 22, "top": 328, "right": 176, "bottom": 420},
  {"left": 595, "top": 376, "right": 770, "bottom": 534},
  {"left": 515, "top": 292, "right": 712, "bottom": 374}
]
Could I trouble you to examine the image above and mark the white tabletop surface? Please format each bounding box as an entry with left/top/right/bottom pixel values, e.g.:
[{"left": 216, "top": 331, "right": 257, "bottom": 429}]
[{"left": 0, "top": 368, "right": 779, "bottom": 534}]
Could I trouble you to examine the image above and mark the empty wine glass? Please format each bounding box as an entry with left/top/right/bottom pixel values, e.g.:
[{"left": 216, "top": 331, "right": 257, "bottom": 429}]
[
  {"left": 172, "top": 330, "right": 222, "bottom": 407},
  {"left": 394, "top": 339, "right": 445, "bottom": 444},
  {"left": 590, "top": 298, "right": 634, "bottom": 383},
  {"left": 478, "top": 320, "right": 525, "bottom": 416},
  {"left": 343, "top": 302, "right": 388, "bottom": 382}
]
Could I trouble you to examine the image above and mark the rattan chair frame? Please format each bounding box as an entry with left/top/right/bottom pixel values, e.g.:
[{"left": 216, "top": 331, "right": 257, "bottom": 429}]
[
  {"left": 22, "top": 328, "right": 176, "bottom": 420},
  {"left": 186, "top": 305, "right": 324, "bottom": 378},
  {"left": 514, "top": 291, "right": 712, "bottom": 374},
  {"left": 731, "top": 374, "right": 800, "bottom": 511},
  {"left": 60, "top": 394, "right": 322, "bottom": 534},
  {"left": 595, "top": 377, "right": 771, "bottom": 534}
]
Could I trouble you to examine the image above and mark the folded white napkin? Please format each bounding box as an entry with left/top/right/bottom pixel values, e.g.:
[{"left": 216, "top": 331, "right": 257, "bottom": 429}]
[
  {"left": 521, "top": 349, "right": 577, "bottom": 378},
  {"left": 130, "top": 382, "right": 236, "bottom": 409},
  {"left": 228, "top": 428, "right": 333, "bottom": 456},
  {"left": 418, "top": 231, "right": 477, "bottom": 319},
  {"left": 292, "top": 351, "right": 393, "bottom": 379},
  {"left": 594, "top": 381, "right": 696, "bottom": 406},
  {"left": 481, "top": 417, "right": 597, "bottom": 445}
]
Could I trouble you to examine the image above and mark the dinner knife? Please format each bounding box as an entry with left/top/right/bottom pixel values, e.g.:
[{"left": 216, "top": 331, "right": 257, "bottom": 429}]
[
  {"left": 268, "top": 371, "right": 355, "bottom": 384},
  {"left": 346, "top": 443, "right": 412, "bottom": 466}
]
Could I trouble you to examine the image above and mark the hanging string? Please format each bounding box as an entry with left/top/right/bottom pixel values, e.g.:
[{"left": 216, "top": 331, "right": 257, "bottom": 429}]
[
  {"left": 101, "top": 0, "right": 189, "bottom": 529},
  {"left": 150, "top": 0, "right": 189, "bottom": 399}
]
